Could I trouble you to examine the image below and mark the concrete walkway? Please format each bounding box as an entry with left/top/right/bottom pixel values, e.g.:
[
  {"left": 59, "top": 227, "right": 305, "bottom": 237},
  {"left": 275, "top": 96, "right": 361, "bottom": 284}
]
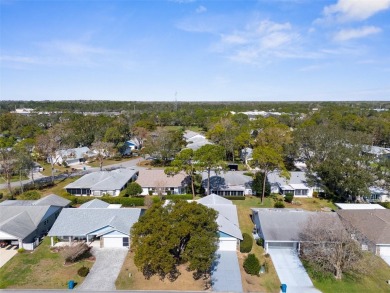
[
  {"left": 211, "top": 251, "right": 243, "bottom": 292},
  {"left": 268, "top": 248, "right": 321, "bottom": 293},
  {"left": 77, "top": 247, "right": 128, "bottom": 291},
  {"left": 0, "top": 245, "right": 18, "bottom": 268}
]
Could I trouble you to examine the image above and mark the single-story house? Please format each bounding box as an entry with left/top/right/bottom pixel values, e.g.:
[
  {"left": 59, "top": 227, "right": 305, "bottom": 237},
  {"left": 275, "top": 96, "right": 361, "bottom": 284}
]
[
  {"left": 136, "top": 169, "right": 188, "bottom": 195},
  {"left": 0, "top": 194, "right": 70, "bottom": 250},
  {"left": 197, "top": 194, "right": 243, "bottom": 251},
  {"left": 48, "top": 199, "right": 141, "bottom": 248},
  {"left": 65, "top": 168, "right": 138, "bottom": 196},
  {"left": 337, "top": 209, "right": 390, "bottom": 259},
  {"left": 240, "top": 147, "right": 253, "bottom": 164},
  {"left": 183, "top": 130, "right": 212, "bottom": 151},
  {"left": 48, "top": 146, "right": 96, "bottom": 166},
  {"left": 335, "top": 203, "right": 386, "bottom": 210},
  {"left": 367, "top": 186, "right": 389, "bottom": 202},
  {"left": 122, "top": 138, "right": 142, "bottom": 156},
  {"left": 267, "top": 171, "right": 318, "bottom": 197},
  {"left": 251, "top": 208, "right": 340, "bottom": 253},
  {"left": 202, "top": 171, "right": 253, "bottom": 196}
]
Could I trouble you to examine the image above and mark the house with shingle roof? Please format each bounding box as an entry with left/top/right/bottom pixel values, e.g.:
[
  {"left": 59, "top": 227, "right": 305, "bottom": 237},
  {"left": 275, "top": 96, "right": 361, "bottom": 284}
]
[
  {"left": 65, "top": 168, "right": 138, "bottom": 196},
  {"left": 0, "top": 194, "right": 70, "bottom": 250},
  {"left": 183, "top": 130, "right": 212, "bottom": 151},
  {"left": 197, "top": 194, "right": 243, "bottom": 251},
  {"left": 267, "top": 171, "right": 318, "bottom": 197},
  {"left": 201, "top": 171, "right": 253, "bottom": 196},
  {"left": 337, "top": 209, "right": 390, "bottom": 264},
  {"left": 136, "top": 169, "right": 188, "bottom": 195},
  {"left": 48, "top": 146, "right": 96, "bottom": 166},
  {"left": 48, "top": 199, "right": 141, "bottom": 248}
]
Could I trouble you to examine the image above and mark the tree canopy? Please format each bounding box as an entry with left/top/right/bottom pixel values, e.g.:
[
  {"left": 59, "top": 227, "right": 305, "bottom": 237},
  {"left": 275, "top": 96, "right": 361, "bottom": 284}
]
[{"left": 131, "top": 200, "right": 219, "bottom": 282}]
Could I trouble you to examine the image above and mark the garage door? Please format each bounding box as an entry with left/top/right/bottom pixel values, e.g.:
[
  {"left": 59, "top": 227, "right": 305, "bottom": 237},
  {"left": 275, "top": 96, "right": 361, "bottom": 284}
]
[
  {"left": 380, "top": 245, "right": 390, "bottom": 256},
  {"left": 218, "top": 238, "right": 237, "bottom": 251},
  {"left": 268, "top": 242, "right": 296, "bottom": 249},
  {"left": 103, "top": 237, "right": 124, "bottom": 248}
]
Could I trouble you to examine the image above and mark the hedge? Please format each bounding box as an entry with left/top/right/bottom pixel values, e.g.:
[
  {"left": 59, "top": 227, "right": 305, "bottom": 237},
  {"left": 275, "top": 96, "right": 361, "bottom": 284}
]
[
  {"left": 243, "top": 253, "right": 260, "bottom": 275},
  {"left": 164, "top": 194, "right": 193, "bottom": 200},
  {"left": 224, "top": 196, "right": 245, "bottom": 200},
  {"left": 379, "top": 202, "right": 390, "bottom": 209},
  {"left": 65, "top": 195, "right": 144, "bottom": 207},
  {"left": 240, "top": 233, "right": 253, "bottom": 253}
]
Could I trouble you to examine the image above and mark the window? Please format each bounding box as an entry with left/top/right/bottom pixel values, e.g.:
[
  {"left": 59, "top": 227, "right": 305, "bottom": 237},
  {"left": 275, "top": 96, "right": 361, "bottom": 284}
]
[{"left": 123, "top": 237, "right": 129, "bottom": 247}]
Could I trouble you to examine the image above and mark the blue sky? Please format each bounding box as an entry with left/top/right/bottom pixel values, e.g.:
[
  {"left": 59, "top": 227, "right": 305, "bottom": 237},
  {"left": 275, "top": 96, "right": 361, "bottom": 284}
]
[{"left": 1, "top": 0, "right": 390, "bottom": 101}]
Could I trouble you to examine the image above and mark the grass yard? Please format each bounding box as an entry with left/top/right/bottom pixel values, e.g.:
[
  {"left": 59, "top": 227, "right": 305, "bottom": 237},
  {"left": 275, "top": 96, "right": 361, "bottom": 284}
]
[
  {"left": 39, "top": 177, "right": 80, "bottom": 197},
  {"left": 284, "top": 197, "right": 337, "bottom": 211},
  {"left": 232, "top": 196, "right": 281, "bottom": 293},
  {"left": 0, "top": 237, "right": 93, "bottom": 289},
  {"left": 115, "top": 250, "right": 208, "bottom": 291},
  {"left": 87, "top": 156, "right": 137, "bottom": 168},
  {"left": 308, "top": 253, "right": 390, "bottom": 293},
  {"left": 0, "top": 175, "right": 29, "bottom": 184}
]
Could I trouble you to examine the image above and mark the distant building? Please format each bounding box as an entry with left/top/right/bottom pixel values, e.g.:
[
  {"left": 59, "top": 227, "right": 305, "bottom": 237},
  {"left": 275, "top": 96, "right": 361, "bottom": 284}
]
[
  {"left": 267, "top": 171, "right": 318, "bottom": 197},
  {"left": 47, "top": 147, "right": 96, "bottom": 166},
  {"left": 183, "top": 130, "right": 212, "bottom": 151}
]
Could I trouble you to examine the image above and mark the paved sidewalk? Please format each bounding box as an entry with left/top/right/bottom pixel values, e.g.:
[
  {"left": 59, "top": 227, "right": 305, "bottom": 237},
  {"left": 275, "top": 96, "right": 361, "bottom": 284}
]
[{"left": 77, "top": 247, "right": 128, "bottom": 291}]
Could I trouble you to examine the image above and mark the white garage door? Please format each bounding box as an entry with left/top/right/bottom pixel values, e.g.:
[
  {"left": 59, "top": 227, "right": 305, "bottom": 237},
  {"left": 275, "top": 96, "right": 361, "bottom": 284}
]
[
  {"left": 218, "top": 238, "right": 237, "bottom": 251},
  {"left": 268, "top": 242, "right": 296, "bottom": 249},
  {"left": 103, "top": 237, "right": 124, "bottom": 248},
  {"left": 380, "top": 245, "right": 390, "bottom": 256}
]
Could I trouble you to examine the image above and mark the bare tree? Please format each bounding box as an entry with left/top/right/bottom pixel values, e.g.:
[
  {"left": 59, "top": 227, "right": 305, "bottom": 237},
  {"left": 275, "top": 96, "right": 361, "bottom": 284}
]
[
  {"left": 60, "top": 242, "right": 90, "bottom": 264},
  {"left": 0, "top": 148, "right": 16, "bottom": 195},
  {"left": 91, "top": 141, "right": 115, "bottom": 171},
  {"left": 299, "top": 214, "right": 363, "bottom": 280}
]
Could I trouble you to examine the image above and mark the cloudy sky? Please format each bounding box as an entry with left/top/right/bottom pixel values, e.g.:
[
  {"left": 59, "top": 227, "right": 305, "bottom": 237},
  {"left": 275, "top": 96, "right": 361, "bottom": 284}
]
[{"left": 1, "top": 0, "right": 389, "bottom": 101}]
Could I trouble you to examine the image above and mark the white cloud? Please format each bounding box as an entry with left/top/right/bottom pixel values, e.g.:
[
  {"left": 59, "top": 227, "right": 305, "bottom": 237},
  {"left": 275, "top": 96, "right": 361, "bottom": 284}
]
[
  {"left": 333, "top": 26, "right": 382, "bottom": 41},
  {"left": 0, "top": 55, "right": 39, "bottom": 64},
  {"left": 320, "top": 0, "right": 390, "bottom": 22},
  {"left": 218, "top": 20, "right": 300, "bottom": 64},
  {"left": 39, "top": 40, "right": 108, "bottom": 56},
  {"left": 196, "top": 5, "right": 207, "bottom": 14}
]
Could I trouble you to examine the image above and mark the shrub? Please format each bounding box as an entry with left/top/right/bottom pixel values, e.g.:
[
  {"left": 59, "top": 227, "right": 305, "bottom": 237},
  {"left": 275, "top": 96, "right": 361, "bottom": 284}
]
[
  {"left": 284, "top": 193, "right": 294, "bottom": 203},
  {"left": 274, "top": 201, "right": 285, "bottom": 208},
  {"left": 243, "top": 253, "right": 260, "bottom": 276},
  {"left": 65, "top": 195, "right": 144, "bottom": 207},
  {"left": 61, "top": 243, "right": 90, "bottom": 263},
  {"left": 148, "top": 190, "right": 153, "bottom": 196},
  {"left": 77, "top": 266, "right": 90, "bottom": 277},
  {"left": 125, "top": 182, "right": 143, "bottom": 197},
  {"left": 166, "top": 190, "right": 171, "bottom": 195},
  {"left": 19, "top": 190, "right": 41, "bottom": 200},
  {"left": 256, "top": 238, "right": 263, "bottom": 246},
  {"left": 0, "top": 192, "right": 3, "bottom": 199},
  {"left": 379, "top": 202, "right": 390, "bottom": 209},
  {"left": 164, "top": 194, "right": 193, "bottom": 200},
  {"left": 224, "top": 196, "right": 245, "bottom": 200},
  {"left": 240, "top": 233, "right": 253, "bottom": 253},
  {"left": 17, "top": 248, "right": 25, "bottom": 253}
]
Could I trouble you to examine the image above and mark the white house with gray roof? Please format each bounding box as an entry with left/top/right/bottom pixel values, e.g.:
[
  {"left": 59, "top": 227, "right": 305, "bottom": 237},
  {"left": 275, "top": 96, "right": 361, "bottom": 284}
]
[
  {"left": 48, "top": 146, "right": 96, "bottom": 166},
  {"left": 197, "top": 194, "right": 243, "bottom": 251},
  {"left": 267, "top": 171, "right": 317, "bottom": 197},
  {"left": 202, "top": 171, "right": 253, "bottom": 196},
  {"left": 251, "top": 208, "right": 340, "bottom": 252},
  {"left": 0, "top": 194, "right": 70, "bottom": 250},
  {"left": 136, "top": 169, "right": 187, "bottom": 195},
  {"left": 48, "top": 200, "right": 141, "bottom": 248},
  {"left": 65, "top": 168, "right": 138, "bottom": 196},
  {"left": 183, "top": 130, "right": 212, "bottom": 151}
]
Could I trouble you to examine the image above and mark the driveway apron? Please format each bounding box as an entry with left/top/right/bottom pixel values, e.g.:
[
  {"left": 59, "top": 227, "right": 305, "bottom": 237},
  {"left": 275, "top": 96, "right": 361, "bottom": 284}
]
[
  {"left": 77, "top": 247, "right": 128, "bottom": 291},
  {"left": 211, "top": 250, "right": 243, "bottom": 292},
  {"left": 268, "top": 247, "right": 322, "bottom": 293}
]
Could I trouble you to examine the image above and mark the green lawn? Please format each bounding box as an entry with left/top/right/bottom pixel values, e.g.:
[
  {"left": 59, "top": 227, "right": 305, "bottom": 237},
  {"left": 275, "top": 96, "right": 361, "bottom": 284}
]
[
  {"left": 0, "top": 237, "right": 93, "bottom": 289},
  {"left": 87, "top": 156, "right": 137, "bottom": 168},
  {"left": 309, "top": 253, "right": 390, "bottom": 293},
  {"left": 0, "top": 175, "right": 29, "bottom": 184}
]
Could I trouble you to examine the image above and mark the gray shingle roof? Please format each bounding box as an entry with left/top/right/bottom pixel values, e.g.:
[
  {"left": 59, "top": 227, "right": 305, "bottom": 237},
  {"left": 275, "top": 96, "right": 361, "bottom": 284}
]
[
  {"left": 79, "top": 199, "right": 110, "bottom": 209},
  {"left": 65, "top": 168, "right": 138, "bottom": 191},
  {"left": 337, "top": 209, "right": 390, "bottom": 244},
  {"left": 252, "top": 208, "right": 339, "bottom": 242},
  {"left": 0, "top": 194, "right": 70, "bottom": 207},
  {"left": 197, "top": 194, "right": 242, "bottom": 240},
  {"left": 48, "top": 208, "right": 142, "bottom": 237},
  {"left": 201, "top": 171, "right": 253, "bottom": 189},
  {"left": 267, "top": 171, "right": 309, "bottom": 186},
  {"left": 0, "top": 206, "right": 52, "bottom": 239}
]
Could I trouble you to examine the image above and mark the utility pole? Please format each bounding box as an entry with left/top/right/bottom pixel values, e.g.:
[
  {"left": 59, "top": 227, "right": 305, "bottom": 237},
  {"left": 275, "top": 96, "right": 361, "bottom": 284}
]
[{"left": 174, "top": 91, "right": 178, "bottom": 111}]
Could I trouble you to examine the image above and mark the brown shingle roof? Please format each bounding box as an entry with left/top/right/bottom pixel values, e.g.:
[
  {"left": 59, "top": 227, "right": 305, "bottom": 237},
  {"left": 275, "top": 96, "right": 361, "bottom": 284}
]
[
  {"left": 337, "top": 209, "right": 390, "bottom": 244},
  {"left": 136, "top": 169, "right": 187, "bottom": 188}
]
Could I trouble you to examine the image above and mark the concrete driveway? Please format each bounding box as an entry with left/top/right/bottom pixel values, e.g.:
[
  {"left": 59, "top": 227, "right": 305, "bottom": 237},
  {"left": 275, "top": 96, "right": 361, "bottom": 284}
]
[
  {"left": 0, "top": 245, "right": 18, "bottom": 268},
  {"left": 211, "top": 251, "right": 243, "bottom": 292},
  {"left": 268, "top": 247, "right": 321, "bottom": 293},
  {"left": 77, "top": 247, "right": 128, "bottom": 291}
]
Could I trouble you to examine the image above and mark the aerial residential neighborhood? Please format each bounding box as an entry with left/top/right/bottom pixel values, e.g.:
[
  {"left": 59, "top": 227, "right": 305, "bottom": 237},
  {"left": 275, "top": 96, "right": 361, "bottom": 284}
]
[{"left": 1, "top": 0, "right": 390, "bottom": 293}]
